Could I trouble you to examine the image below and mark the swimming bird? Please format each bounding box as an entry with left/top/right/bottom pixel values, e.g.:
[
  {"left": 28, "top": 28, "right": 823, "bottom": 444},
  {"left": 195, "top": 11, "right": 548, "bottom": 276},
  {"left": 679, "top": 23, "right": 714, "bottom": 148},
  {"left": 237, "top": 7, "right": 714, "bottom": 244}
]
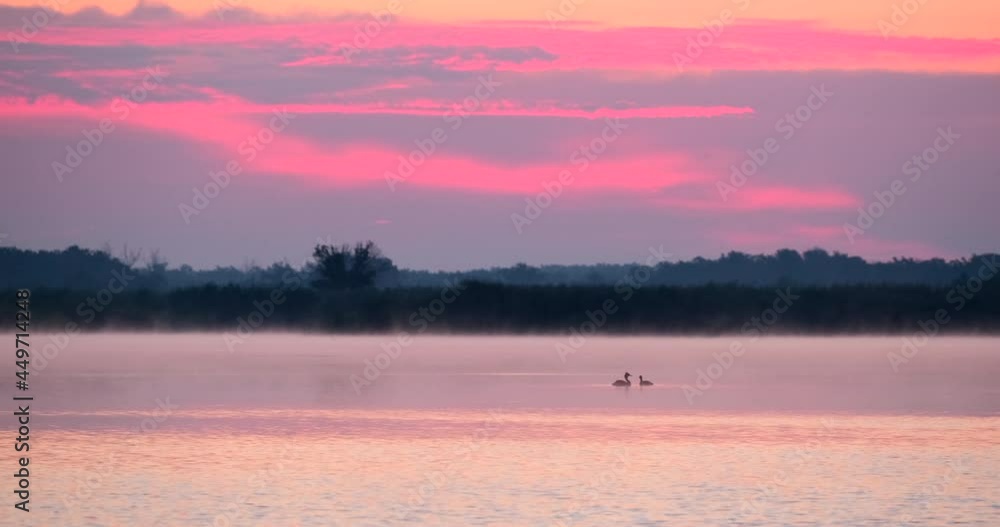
[
  {"left": 639, "top": 375, "right": 653, "bottom": 386},
  {"left": 611, "top": 372, "right": 632, "bottom": 387}
]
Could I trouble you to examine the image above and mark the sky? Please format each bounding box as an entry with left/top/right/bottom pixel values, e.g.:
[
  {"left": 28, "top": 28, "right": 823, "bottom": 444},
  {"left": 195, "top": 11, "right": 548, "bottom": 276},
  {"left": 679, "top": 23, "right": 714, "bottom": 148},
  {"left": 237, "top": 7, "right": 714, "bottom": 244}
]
[{"left": 1, "top": 0, "right": 998, "bottom": 270}]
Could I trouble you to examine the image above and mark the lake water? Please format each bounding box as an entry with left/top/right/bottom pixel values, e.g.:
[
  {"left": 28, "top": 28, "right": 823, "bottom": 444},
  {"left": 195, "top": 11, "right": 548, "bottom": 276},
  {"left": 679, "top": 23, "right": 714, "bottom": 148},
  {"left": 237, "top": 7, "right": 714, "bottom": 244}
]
[{"left": 17, "top": 334, "right": 1000, "bottom": 526}]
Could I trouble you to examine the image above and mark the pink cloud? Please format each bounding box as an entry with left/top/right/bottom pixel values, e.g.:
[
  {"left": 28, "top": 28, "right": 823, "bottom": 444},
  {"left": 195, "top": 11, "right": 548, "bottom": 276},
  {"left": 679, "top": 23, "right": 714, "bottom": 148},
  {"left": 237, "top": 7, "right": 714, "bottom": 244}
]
[
  {"left": 297, "top": 146, "right": 705, "bottom": 194},
  {"left": 51, "top": 69, "right": 154, "bottom": 80},
  {"left": 0, "top": 95, "right": 716, "bottom": 193},
  {"left": 0, "top": 95, "right": 751, "bottom": 122},
  {"left": 792, "top": 225, "right": 846, "bottom": 238},
  {"left": 741, "top": 187, "right": 859, "bottom": 209},
  {"left": 658, "top": 186, "right": 859, "bottom": 212},
  {"left": 11, "top": 18, "right": 1000, "bottom": 73}
]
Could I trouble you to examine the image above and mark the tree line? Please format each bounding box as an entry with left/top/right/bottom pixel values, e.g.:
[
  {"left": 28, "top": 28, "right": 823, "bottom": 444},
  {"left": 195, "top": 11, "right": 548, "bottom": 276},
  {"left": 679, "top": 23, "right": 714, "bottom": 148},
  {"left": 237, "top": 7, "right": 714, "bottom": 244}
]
[
  {"left": 3, "top": 241, "right": 1000, "bottom": 334},
  {"left": 6, "top": 280, "right": 999, "bottom": 334},
  {"left": 3, "top": 243, "right": 998, "bottom": 290}
]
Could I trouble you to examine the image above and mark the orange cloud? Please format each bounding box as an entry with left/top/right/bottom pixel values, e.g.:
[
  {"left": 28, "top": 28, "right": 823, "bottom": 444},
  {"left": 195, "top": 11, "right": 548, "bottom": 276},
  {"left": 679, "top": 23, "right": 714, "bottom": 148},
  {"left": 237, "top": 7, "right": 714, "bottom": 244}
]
[{"left": 9, "top": 0, "right": 999, "bottom": 39}]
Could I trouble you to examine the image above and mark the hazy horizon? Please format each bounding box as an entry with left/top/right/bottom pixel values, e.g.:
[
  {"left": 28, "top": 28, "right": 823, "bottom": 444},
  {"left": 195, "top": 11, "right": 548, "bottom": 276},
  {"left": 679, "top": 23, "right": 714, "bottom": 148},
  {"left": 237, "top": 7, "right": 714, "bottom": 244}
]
[{"left": 5, "top": 242, "right": 998, "bottom": 273}]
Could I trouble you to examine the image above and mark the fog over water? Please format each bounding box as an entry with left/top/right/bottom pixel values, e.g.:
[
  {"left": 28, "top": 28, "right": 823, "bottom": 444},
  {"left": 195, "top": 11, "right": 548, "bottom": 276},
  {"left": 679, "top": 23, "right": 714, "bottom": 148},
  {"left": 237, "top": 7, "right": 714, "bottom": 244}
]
[{"left": 36, "top": 334, "right": 1000, "bottom": 415}]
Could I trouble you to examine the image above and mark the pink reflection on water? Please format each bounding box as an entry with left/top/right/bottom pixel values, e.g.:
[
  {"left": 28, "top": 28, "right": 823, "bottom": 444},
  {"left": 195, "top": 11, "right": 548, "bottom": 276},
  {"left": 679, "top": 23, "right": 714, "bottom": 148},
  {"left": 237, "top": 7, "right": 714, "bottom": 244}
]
[{"left": 37, "top": 411, "right": 1000, "bottom": 526}]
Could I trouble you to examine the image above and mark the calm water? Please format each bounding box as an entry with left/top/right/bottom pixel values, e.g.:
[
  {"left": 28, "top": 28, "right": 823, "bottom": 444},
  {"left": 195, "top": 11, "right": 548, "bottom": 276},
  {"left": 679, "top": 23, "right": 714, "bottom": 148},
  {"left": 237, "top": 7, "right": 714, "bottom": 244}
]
[{"left": 15, "top": 334, "right": 1000, "bottom": 526}]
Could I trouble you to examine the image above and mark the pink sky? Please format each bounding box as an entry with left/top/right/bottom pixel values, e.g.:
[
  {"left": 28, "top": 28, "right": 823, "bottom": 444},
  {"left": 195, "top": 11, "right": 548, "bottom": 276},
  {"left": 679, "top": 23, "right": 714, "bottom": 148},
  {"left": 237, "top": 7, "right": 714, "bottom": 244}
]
[{"left": 1, "top": 1, "right": 999, "bottom": 268}]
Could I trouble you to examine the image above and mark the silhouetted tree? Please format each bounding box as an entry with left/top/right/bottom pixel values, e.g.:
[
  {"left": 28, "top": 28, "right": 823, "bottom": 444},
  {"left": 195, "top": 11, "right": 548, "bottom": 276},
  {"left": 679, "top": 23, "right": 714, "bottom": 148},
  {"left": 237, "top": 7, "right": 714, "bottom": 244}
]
[
  {"left": 311, "top": 241, "right": 388, "bottom": 290},
  {"left": 349, "top": 241, "right": 381, "bottom": 288},
  {"left": 138, "top": 249, "right": 169, "bottom": 289},
  {"left": 499, "top": 263, "right": 543, "bottom": 284},
  {"left": 312, "top": 244, "right": 352, "bottom": 290}
]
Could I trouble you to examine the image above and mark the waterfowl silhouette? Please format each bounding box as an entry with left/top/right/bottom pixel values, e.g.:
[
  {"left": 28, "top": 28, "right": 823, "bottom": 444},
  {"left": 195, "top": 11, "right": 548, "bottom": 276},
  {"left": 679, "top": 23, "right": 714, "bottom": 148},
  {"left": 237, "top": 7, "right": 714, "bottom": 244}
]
[
  {"left": 639, "top": 375, "right": 653, "bottom": 386},
  {"left": 611, "top": 372, "right": 632, "bottom": 387}
]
